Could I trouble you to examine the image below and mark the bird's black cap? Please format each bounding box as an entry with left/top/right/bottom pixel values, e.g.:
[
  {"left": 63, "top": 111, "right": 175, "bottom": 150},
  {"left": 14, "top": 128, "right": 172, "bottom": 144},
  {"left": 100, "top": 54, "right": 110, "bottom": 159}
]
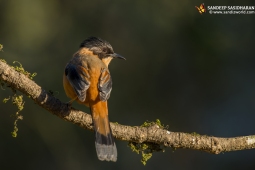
[
  {"left": 80, "top": 37, "right": 113, "bottom": 53},
  {"left": 80, "top": 37, "right": 125, "bottom": 60}
]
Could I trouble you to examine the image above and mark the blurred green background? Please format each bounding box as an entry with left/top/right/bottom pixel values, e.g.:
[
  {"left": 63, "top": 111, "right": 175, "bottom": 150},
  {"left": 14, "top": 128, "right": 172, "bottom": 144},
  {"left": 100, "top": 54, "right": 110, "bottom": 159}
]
[{"left": 1, "top": 0, "right": 255, "bottom": 169}]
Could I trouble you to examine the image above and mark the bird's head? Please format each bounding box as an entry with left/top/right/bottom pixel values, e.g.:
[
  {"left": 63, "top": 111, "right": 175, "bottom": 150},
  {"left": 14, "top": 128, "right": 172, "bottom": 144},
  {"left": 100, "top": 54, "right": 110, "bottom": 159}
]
[{"left": 80, "top": 37, "right": 125, "bottom": 66}]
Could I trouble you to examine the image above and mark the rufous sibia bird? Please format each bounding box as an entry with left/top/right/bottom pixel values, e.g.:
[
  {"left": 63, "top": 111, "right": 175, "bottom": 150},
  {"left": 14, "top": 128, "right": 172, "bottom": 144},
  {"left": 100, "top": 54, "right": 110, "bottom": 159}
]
[{"left": 63, "top": 37, "right": 125, "bottom": 162}]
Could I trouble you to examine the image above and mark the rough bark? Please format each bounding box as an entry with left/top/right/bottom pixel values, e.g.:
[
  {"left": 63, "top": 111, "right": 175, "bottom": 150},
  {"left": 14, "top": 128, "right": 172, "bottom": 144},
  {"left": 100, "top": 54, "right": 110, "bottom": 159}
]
[{"left": 1, "top": 60, "right": 255, "bottom": 154}]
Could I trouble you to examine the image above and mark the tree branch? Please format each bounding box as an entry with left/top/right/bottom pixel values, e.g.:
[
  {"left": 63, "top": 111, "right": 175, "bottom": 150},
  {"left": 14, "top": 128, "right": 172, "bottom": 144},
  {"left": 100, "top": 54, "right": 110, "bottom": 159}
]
[{"left": 1, "top": 60, "right": 255, "bottom": 155}]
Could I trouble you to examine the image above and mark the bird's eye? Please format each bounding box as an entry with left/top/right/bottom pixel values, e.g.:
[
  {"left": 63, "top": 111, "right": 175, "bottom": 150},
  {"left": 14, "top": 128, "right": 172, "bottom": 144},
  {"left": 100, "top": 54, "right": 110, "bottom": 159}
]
[{"left": 102, "top": 48, "right": 108, "bottom": 53}]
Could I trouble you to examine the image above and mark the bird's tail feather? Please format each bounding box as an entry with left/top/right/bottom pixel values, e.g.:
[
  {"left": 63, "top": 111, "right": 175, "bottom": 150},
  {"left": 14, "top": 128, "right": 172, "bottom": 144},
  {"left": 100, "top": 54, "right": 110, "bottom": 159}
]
[{"left": 91, "top": 103, "right": 117, "bottom": 162}]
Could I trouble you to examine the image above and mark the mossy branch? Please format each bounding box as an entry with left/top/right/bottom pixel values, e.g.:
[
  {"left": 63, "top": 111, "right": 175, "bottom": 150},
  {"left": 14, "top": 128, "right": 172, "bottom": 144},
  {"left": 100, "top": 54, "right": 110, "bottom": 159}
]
[{"left": 1, "top": 59, "right": 255, "bottom": 164}]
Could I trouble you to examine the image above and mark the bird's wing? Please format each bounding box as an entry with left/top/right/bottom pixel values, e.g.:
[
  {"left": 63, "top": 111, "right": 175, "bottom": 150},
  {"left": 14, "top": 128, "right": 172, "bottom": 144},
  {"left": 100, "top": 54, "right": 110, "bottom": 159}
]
[
  {"left": 65, "top": 63, "right": 90, "bottom": 102},
  {"left": 98, "top": 68, "right": 112, "bottom": 101}
]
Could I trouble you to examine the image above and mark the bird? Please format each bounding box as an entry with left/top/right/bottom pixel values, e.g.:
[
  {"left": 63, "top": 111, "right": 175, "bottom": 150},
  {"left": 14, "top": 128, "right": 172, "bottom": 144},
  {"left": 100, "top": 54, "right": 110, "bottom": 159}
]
[{"left": 63, "top": 37, "right": 125, "bottom": 162}]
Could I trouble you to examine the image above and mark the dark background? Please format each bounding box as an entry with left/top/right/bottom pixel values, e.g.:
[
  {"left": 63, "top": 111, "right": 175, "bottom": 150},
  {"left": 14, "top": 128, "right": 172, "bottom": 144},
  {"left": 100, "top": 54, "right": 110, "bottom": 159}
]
[{"left": 1, "top": 0, "right": 255, "bottom": 169}]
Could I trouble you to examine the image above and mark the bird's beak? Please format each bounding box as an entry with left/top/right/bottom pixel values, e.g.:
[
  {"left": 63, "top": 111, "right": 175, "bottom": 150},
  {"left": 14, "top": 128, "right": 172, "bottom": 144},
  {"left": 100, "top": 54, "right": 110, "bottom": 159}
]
[{"left": 111, "top": 53, "right": 126, "bottom": 60}]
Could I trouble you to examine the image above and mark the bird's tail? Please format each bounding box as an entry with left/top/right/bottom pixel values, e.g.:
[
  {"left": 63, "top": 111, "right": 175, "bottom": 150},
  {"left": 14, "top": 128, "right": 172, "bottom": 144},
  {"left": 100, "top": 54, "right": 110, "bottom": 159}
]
[{"left": 90, "top": 101, "right": 117, "bottom": 162}]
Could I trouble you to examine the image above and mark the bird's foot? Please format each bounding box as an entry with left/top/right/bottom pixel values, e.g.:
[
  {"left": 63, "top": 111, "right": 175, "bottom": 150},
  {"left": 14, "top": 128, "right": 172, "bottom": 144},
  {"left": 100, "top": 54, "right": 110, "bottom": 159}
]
[
  {"left": 66, "top": 101, "right": 72, "bottom": 109},
  {"left": 65, "top": 97, "right": 77, "bottom": 109}
]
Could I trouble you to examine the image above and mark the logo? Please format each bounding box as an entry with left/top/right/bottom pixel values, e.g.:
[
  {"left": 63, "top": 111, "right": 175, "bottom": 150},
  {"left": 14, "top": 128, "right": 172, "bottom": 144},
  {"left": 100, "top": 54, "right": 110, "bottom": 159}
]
[{"left": 195, "top": 3, "right": 206, "bottom": 14}]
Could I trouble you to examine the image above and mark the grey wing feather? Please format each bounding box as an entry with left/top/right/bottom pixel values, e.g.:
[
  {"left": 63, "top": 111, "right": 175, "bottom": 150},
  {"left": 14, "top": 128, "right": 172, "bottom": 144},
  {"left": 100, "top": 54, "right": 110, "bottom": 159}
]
[
  {"left": 65, "top": 63, "right": 90, "bottom": 102},
  {"left": 98, "top": 68, "right": 112, "bottom": 101}
]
